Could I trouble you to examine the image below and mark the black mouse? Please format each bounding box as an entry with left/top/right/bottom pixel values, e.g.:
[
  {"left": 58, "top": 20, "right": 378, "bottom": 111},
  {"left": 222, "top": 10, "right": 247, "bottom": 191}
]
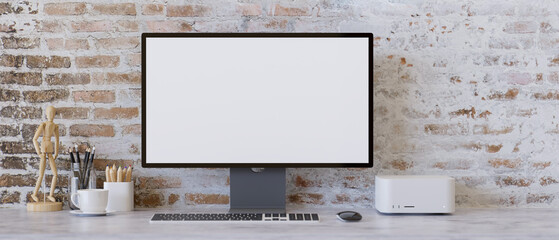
[{"left": 337, "top": 211, "right": 362, "bottom": 222}]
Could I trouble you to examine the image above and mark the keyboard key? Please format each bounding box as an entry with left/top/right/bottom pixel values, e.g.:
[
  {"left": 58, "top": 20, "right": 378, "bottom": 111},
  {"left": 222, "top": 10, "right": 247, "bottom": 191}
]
[
  {"left": 296, "top": 214, "right": 304, "bottom": 220},
  {"left": 265, "top": 213, "right": 271, "bottom": 217},
  {"left": 311, "top": 214, "right": 319, "bottom": 221},
  {"left": 280, "top": 213, "right": 286, "bottom": 217},
  {"left": 304, "top": 214, "right": 311, "bottom": 220},
  {"left": 289, "top": 214, "right": 296, "bottom": 220}
]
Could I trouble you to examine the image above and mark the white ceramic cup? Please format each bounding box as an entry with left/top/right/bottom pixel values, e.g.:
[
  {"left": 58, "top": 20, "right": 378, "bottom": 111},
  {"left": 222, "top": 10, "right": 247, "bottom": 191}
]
[
  {"left": 104, "top": 182, "right": 134, "bottom": 212},
  {"left": 70, "top": 189, "right": 109, "bottom": 213}
]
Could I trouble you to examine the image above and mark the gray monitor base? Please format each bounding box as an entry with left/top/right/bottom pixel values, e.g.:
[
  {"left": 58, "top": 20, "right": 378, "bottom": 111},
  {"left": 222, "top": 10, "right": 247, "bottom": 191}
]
[{"left": 229, "top": 168, "right": 286, "bottom": 213}]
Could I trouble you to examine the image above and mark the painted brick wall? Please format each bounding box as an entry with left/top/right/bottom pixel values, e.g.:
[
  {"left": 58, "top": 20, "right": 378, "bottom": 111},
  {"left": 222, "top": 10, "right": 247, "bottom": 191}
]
[{"left": 1, "top": 0, "right": 558, "bottom": 208}]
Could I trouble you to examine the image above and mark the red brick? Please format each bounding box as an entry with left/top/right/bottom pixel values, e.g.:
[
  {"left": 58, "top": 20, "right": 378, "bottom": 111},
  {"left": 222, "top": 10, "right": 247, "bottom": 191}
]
[
  {"left": 127, "top": 54, "right": 141, "bottom": 67},
  {"left": 496, "top": 176, "right": 532, "bottom": 187},
  {"left": 168, "top": 194, "right": 180, "bottom": 205},
  {"left": 137, "top": 177, "right": 181, "bottom": 190},
  {"left": 540, "top": 177, "right": 558, "bottom": 186},
  {"left": 44, "top": 2, "right": 86, "bottom": 15},
  {"left": 1, "top": 37, "right": 39, "bottom": 49},
  {"left": 92, "top": 3, "right": 136, "bottom": 16},
  {"left": 71, "top": 21, "right": 111, "bottom": 32},
  {"left": 96, "top": 37, "right": 140, "bottom": 50},
  {"left": 135, "top": 192, "right": 164, "bottom": 208},
  {"left": 142, "top": 4, "right": 164, "bottom": 15},
  {"left": 0, "top": 142, "right": 36, "bottom": 154},
  {"left": 0, "top": 190, "right": 20, "bottom": 204},
  {"left": 0, "top": 72, "right": 41, "bottom": 85},
  {"left": 76, "top": 56, "right": 119, "bottom": 68},
  {"left": 0, "top": 89, "right": 20, "bottom": 102},
  {"left": 450, "top": 107, "right": 476, "bottom": 118},
  {"left": 424, "top": 124, "right": 468, "bottom": 135},
  {"left": 70, "top": 124, "right": 115, "bottom": 137},
  {"left": 487, "top": 89, "right": 519, "bottom": 100},
  {"left": 527, "top": 194, "right": 555, "bottom": 204},
  {"left": 0, "top": 124, "right": 18, "bottom": 137},
  {"left": 55, "top": 107, "right": 89, "bottom": 119},
  {"left": 288, "top": 193, "right": 324, "bottom": 204},
  {"left": 332, "top": 194, "right": 351, "bottom": 204},
  {"left": 37, "top": 20, "right": 64, "bottom": 33},
  {"left": 104, "top": 72, "right": 140, "bottom": 84},
  {"left": 94, "top": 107, "right": 138, "bottom": 119},
  {"left": 92, "top": 159, "right": 134, "bottom": 171},
  {"left": 46, "top": 73, "right": 90, "bottom": 85},
  {"left": 549, "top": 56, "right": 559, "bottom": 67},
  {"left": 146, "top": 21, "right": 193, "bottom": 32},
  {"left": 486, "top": 144, "right": 503, "bottom": 153},
  {"left": 237, "top": 3, "right": 261, "bottom": 16},
  {"left": 473, "top": 125, "right": 514, "bottom": 135},
  {"left": 185, "top": 193, "right": 229, "bottom": 205},
  {"left": 489, "top": 158, "right": 521, "bottom": 168},
  {"left": 0, "top": 55, "right": 24, "bottom": 67},
  {"left": 0, "top": 106, "right": 42, "bottom": 119},
  {"left": 116, "top": 20, "right": 139, "bottom": 32},
  {"left": 294, "top": 175, "right": 321, "bottom": 187},
  {"left": 0, "top": 23, "right": 15, "bottom": 33},
  {"left": 1, "top": 156, "right": 27, "bottom": 170},
  {"left": 73, "top": 90, "right": 115, "bottom": 103},
  {"left": 0, "top": 174, "right": 35, "bottom": 187},
  {"left": 272, "top": 4, "right": 311, "bottom": 16},
  {"left": 26, "top": 56, "right": 71, "bottom": 68},
  {"left": 46, "top": 38, "right": 89, "bottom": 50},
  {"left": 532, "top": 162, "right": 551, "bottom": 170},
  {"left": 433, "top": 160, "right": 474, "bottom": 170},
  {"left": 167, "top": 5, "right": 211, "bottom": 17},
  {"left": 122, "top": 124, "right": 141, "bottom": 135},
  {"left": 390, "top": 159, "right": 414, "bottom": 170},
  {"left": 23, "top": 89, "right": 69, "bottom": 103},
  {"left": 532, "top": 91, "right": 559, "bottom": 100},
  {"left": 503, "top": 21, "right": 538, "bottom": 34}
]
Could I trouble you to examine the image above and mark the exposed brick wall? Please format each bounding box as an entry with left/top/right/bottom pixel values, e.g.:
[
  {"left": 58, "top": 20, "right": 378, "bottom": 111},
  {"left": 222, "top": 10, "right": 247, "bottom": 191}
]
[{"left": 1, "top": 0, "right": 558, "bottom": 208}]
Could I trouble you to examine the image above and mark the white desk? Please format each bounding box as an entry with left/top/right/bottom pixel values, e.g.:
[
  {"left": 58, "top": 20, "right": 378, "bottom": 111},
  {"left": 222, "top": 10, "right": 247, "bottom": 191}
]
[{"left": 1, "top": 208, "right": 558, "bottom": 240}]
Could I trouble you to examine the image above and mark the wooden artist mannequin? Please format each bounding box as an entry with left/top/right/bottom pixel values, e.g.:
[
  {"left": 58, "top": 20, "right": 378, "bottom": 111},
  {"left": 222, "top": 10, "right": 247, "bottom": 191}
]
[{"left": 31, "top": 106, "right": 59, "bottom": 203}]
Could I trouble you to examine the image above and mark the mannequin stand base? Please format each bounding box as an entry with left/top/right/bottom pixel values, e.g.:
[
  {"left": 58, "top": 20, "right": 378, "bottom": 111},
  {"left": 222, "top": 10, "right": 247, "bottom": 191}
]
[{"left": 27, "top": 202, "right": 62, "bottom": 212}]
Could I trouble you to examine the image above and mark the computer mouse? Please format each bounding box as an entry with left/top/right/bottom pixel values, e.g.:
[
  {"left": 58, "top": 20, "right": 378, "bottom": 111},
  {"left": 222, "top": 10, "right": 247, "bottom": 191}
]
[{"left": 336, "top": 211, "right": 362, "bottom": 222}]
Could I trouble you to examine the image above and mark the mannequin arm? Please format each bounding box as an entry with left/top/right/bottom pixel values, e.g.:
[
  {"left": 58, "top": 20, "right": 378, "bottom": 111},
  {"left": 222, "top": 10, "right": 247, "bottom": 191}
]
[
  {"left": 32, "top": 123, "right": 44, "bottom": 156},
  {"left": 53, "top": 124, "right": 59, "bottom": 160}
]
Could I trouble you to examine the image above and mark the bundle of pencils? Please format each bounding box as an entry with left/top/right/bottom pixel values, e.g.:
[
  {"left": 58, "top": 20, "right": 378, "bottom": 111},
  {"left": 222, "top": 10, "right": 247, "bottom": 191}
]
[
  {"left": 69, "top": 144, "right": 96, "bottom": 189},
  {"left": 106, "top": 164, "right": 132, "bottom": 182}
]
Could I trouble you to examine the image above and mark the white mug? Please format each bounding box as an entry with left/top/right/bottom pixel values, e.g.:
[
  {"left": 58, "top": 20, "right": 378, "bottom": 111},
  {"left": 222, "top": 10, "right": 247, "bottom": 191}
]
[
  {"left": 104, "top": 182, "right": 134, "bottom": 212},
  {"left": 71, "top": 189, "right": 108, "bottom": 213}
]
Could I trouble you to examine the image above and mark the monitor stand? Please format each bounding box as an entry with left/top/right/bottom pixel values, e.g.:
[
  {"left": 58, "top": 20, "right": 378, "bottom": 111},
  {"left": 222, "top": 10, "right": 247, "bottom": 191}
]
[{"left": 229, "top": 168, "right": 286, "bottom": 213}]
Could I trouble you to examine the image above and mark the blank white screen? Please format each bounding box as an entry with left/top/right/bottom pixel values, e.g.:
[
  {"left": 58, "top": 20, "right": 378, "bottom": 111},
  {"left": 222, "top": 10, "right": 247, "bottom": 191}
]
[{"left": 146, "top": 37, "right": 368, "bottom": 164}]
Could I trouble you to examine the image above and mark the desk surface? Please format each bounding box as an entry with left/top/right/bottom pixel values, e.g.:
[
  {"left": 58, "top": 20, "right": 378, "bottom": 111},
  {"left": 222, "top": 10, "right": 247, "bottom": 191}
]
[{"left": 0, "top": 208, "right": 558, "bottom": 240}]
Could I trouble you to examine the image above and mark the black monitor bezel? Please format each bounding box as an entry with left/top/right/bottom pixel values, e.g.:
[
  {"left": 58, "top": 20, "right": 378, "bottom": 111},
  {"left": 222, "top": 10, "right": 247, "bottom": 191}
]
[{"left": 142, "top": 32, "right": 373, "bottom": 168}]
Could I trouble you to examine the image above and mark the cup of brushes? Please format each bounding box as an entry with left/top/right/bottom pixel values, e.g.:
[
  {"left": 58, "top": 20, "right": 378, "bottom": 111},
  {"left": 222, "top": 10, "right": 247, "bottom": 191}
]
[
  {"left": 68, "top": 144, "right": 97, "bottom": 210},
  {"left": 104, "top": 164, "right": 134, "bottom": 212}
]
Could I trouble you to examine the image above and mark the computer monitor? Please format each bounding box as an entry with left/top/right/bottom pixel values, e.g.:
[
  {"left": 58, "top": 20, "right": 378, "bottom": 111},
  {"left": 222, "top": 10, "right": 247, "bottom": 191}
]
[{"left": 142, "top": 33, "right": 372, "bottom": 211}]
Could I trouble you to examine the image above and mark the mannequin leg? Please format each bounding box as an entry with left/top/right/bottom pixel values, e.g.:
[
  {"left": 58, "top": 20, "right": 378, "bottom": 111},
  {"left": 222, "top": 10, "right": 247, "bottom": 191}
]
[
  {"left": 32, "top": 154, "right": 47, "bottom": 202},
  {"left": 47, "top": 154, "right": 57, "bottom": 202}
]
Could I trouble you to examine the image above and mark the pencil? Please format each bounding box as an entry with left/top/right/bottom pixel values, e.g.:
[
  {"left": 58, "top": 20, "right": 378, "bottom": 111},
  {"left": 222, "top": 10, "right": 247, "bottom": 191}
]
[
  {"left": 122, "top": 166, "right": 127, "bottom": 182},
  {"left": 111, "top": 166, "right": 117, "bottom": 183},
  {"left": 105, "top": 165, "right": 111, "bottom": 182},
  {"left": 126, "top": 165, "right": 132, "bottom": 182},
  {"left": 117, "top": 166, "right": 122, "bottom": 182}
]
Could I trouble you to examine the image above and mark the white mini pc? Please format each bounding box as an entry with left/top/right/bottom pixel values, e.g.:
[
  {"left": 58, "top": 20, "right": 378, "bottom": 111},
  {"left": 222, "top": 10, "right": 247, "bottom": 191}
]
[{"left": 375, "top": 175, "right": 455, "bottom": 214}]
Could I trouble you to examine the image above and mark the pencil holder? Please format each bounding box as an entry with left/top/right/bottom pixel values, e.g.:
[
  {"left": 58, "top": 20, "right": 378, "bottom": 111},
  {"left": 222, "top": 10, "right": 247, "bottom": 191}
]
[{"left": 104, "top": 182, "right": 134, "bottom": 212}]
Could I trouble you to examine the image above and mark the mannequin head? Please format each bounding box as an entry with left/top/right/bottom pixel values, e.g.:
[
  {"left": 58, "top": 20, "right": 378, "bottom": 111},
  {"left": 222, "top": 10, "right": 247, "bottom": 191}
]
[{"left": 46, "top": 106, "right": 56, "bottom": 121}]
